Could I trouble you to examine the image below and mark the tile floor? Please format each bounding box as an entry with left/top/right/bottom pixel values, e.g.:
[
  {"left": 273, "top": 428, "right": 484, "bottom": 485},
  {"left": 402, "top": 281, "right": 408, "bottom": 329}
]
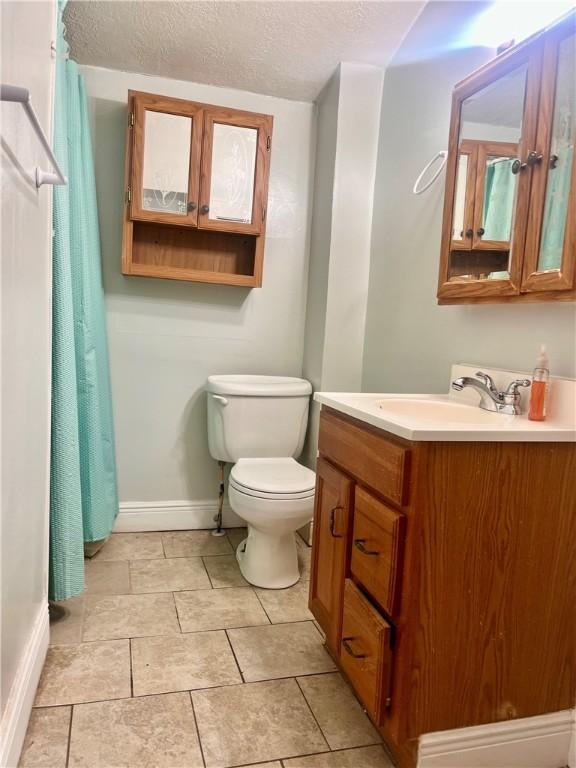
[{"left": 20, "top": 529, "right": 393, "bottom": 768}]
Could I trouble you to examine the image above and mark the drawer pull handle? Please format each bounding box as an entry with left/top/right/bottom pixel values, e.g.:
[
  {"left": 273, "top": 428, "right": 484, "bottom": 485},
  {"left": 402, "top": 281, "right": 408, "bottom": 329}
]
[
  {"left": 342, "top": 637, "right": 366, "bottom": 659},
  {"left": 354, "top": 539, "right": 379, "bottom": 556},
  {"left": 330, "top": 506, "right": 343, "bottom": 538}
]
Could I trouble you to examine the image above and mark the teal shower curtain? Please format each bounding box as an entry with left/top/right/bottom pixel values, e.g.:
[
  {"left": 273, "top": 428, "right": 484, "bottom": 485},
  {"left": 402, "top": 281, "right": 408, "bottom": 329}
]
[{"left": 50, "top": 0, "right": 118, "bottom": 600}]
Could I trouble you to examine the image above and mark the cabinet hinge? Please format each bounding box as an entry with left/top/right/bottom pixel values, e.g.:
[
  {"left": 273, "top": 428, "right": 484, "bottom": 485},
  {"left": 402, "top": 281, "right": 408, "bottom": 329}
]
[
  {"left": 126, "top": 186, "right": 132, "bottom": 203},
  {"left": 262, "top": 206, "right": 266, "bottom": 223},
  {"left": 385, "top": 697, "right": 391, "bottom": 708},
  {"left": 128, "top": 112, "right": 135, "bottom": 128},
  {"left": 266, "top": 136, "right": 271, "bottom": 151}
]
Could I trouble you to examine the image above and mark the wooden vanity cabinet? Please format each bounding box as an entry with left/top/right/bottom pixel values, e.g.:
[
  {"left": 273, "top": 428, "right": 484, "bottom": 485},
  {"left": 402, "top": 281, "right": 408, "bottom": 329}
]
[
  {"left": 122, "top": 90, "right": 273, "bottom": 287},
  {"left": 309, "top": 407, "right": 576, "bottom": 768},
  {"left": 438, "top": 11, "right": 575, "bottom": 304}
]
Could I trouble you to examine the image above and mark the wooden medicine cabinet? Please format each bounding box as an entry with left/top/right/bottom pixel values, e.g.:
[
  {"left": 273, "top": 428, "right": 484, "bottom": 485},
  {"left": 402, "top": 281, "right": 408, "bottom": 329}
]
[
  {"left": 438, "top": 11, "right": 575, "bottom": 304},
  {"left": 122, "top": 91, "right": 273, "bottom": 286}
]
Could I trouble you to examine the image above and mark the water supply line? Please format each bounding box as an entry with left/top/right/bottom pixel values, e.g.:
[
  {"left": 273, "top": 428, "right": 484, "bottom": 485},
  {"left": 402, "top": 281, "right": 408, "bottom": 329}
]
[{"left": 212, "top": 461, "right": 227, "bottom": 537}]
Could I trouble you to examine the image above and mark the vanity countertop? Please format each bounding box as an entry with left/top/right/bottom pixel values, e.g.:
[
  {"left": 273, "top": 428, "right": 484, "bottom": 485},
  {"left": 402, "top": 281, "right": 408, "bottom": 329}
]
[{"left": 314, "top": 364, "right": 576, "bottom": 443}]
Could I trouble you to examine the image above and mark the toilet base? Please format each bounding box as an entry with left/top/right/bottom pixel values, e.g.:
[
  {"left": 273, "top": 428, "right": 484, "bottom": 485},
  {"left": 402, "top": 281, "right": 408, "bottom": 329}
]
[{"left": 236, "top": 527, "right": 300, "bottom": 589}]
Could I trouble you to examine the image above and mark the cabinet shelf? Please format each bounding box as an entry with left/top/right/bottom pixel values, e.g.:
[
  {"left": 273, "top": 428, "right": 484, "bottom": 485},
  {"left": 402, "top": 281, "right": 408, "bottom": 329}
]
[{"left": 121, "top": 90, "right": 272, "bottom": 287}]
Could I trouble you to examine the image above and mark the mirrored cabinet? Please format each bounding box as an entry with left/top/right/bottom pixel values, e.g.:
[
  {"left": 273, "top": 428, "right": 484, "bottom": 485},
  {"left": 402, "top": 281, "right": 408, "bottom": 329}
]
[
  {"left": 438, "top": 11, "right": 575, "bottom": 303},
  {"left": 122, "top": 91, "right": 273, "bottom": 286}
]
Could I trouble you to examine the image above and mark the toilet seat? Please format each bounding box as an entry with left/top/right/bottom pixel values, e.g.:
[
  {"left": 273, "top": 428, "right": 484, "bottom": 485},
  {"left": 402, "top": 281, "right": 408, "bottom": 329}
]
[{"left": 230, "top": 457, "right": 316, "bottom": 500}]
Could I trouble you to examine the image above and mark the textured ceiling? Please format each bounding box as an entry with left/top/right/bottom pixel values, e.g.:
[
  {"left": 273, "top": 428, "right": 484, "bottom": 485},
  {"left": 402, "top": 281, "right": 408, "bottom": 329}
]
[{"left": 63, "top": 1, "right": 426, "bottom": 102}]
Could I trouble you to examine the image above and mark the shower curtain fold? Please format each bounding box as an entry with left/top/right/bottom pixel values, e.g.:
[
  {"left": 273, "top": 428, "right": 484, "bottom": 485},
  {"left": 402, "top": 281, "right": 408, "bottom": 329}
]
[{"left": 50, "top": 0, "right": 118, "bottom": 601}]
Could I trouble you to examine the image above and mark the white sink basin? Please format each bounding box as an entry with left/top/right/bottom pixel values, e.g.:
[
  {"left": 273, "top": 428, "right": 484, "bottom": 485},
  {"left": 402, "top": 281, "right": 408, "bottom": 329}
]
[{"left": 375, "top": 397, "right": 507, "bottom": 425}]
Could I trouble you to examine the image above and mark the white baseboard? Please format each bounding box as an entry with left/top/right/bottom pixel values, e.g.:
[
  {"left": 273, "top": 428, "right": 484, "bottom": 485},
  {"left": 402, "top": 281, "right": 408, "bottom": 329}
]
[
  {"left": 0, "top": 604, "right": 49, "bottom": 768},
  {"left": 418, "top": 710, "right": 575, "bottom": 768},
  {"left": 114, "top": 499, "right": 244, "bottom": 532}
]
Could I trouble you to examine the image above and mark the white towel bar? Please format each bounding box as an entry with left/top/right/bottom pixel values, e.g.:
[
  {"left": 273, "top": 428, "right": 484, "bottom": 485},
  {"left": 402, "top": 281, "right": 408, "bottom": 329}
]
[{"left": 1, "top": 83, "right": 67, "bottom": 187}]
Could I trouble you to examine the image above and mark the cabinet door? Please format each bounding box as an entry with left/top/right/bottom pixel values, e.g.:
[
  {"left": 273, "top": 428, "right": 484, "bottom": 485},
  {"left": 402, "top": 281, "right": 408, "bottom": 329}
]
[
  {"left": 438, "top": 36, "right": 542, "bottom": 301},
  {"left": 198, "top": 108, "right": 273, "bottom": 235},
  {"left": 129, "top": 91, "right": 203, "bottom": 227},
  {"left": 309, "top": 458, "right": 353, "bottom": 658},
  {"left": 450, "top": 140, "right": 478, "bottom": 251},
  {"left": 522, "top": 17, "right": 576, "bottom": 293}
]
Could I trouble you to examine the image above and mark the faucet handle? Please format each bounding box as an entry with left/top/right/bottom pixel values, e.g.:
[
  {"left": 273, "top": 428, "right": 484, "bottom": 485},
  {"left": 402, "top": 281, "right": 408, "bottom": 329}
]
[
  {"left": 475, "top": 371, "right": 498, "bottom": 393},
  {"left": 505, "top": 378, "right": 531, "bottom": 396}
]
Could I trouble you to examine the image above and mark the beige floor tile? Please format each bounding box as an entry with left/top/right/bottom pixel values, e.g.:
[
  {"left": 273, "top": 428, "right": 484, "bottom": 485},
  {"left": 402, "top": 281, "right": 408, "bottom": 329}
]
[
  {"left": 49, "top": 595, "right": 85, "bottom": 645},
  {"left": 92, "top": 532, "right": 164, "bottom": 561},
  {"left": 227, "top": 621, "right": 336, "bottom": 682},
  {"left": 131, "top": 630, "right": 241, "bottom": 696},
  {"left": 18, "top": 706, "right": 71, "bottom": 767},
  {"left": 297, "top": 672, "right": 381, "bottom": 750},
  {"left": 296, "top": 535, "right": 312, "bottom": 581},
  {"left": 255, "top": 580, "right": 314, "bottom": 623},
  {"left": 192, "top": 678, "right": 328, "bottom": 768},
  {"left": 203, "top": 554, "right": 248, "bottom": 588},
  {"left": 175, "top": 587, "right": 269, "bottom": 632},
  {"left": 226, "top": 527, "right": 247, "bottom": 550},
  {"left": 162, "top": 530, "right": 233, "bottom": 557},
  {"left": 68, "top": 692, "right": 203, "bottom": 767},
  {"left": 242, "top": 764, "right": 281, "bottom": 768},
  {"left": 84, "top": 559, "right": 130, "bottom": 595},
  {"left": 130, "top": 557, "right": 211, "bottom": 593},
  {"left": 83, "top": 593, "right": 180, "bottom": 641},
  {"left": 283, "top": 745, "right": 393, "bottom": 767},
  {"left": 34, "top": 640, "right": 130, "bottom": 706}
]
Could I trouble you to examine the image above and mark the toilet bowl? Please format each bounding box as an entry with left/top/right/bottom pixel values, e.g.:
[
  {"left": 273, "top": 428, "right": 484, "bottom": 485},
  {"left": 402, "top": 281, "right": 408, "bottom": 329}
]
[
  {"left": 206, "top": 374, "right": 314, "bottom": 588},
  {"left": 228, "top": 457, "right": 315, "bottom": 588}
]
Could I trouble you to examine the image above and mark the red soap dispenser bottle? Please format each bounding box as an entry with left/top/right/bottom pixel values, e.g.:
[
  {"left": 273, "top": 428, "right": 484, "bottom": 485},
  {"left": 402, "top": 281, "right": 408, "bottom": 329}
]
[{"left": 528, "top": 345, "right": 550, "bottom": 422}]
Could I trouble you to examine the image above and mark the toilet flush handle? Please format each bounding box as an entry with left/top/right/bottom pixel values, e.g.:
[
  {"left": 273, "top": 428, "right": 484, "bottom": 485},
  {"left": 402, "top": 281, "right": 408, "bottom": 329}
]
[{"left": 212, "top": 395, "right": 229, "bottom": 407}]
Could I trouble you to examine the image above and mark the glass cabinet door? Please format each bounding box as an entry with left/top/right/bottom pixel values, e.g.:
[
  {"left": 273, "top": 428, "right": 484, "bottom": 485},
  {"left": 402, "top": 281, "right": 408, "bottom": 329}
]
[
  {"left": 130, "top": 92, "right": 203, "bottom": 227},
  {"left": 522, "top": 20, "right": 575, "bottom": 293},
  {"left": 438, "top": 38, "right": 542, "bottom": 301},
  {"left": 198, "top": 108, "right": 273, "bottom": 235}
]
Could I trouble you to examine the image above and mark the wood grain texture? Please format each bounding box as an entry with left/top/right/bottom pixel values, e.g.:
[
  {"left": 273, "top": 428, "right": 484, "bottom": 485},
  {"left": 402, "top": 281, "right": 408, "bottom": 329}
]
[
  {"left": 450, "top": 139, "right": 478, "bottom": 252},
  {"left": 350, "top": 487, "right": 406, "bottom": 618},
  {"left": 471, "top": 140, "right": 519, "bottom": 251},
  {"left": 521, "top": 15, "right": 576, "bottom": 294},
  {"left": 121, "top": 91, "right": 270, "bottom": 286},
  {"left": 309, "top": 458, "right": 353, "bottom": 658},
  {"left": 318, "top": 409, "right": 410, "bottom": 508},
  {"left": 315, "top": 409, "right": 576, "bottom": 768},
  {"left": 340, "top": 579, "right": 392, "bottom": 723},
  {"left": 198, "top": 106, "right": 273, "bottom": 236}
]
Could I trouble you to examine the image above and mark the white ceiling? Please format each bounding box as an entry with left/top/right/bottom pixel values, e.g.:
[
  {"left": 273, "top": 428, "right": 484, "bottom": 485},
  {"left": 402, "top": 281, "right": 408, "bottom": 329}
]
[{"left": 63, "top": 1, "right": 426, "bottom": 102}]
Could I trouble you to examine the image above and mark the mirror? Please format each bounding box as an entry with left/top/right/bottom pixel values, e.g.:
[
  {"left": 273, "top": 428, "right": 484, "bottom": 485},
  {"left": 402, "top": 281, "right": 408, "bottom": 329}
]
[
  {"left": 481, "top": 146, "right": 518, "bottom": 242},
  {"left": 448, "top": 64, "right": 528, "bottom": 280},
  {"left": 538, "top": 33, "right": 575, "bottom": 272},
  {"left": 208, "top": 124, "right": 257, "bottom": 224},
  {"left": 142, "top": 111, "right": 191, "bottom": 215},
  {"left": 452, "top": 153, "right": 468, "bottom": 242}
]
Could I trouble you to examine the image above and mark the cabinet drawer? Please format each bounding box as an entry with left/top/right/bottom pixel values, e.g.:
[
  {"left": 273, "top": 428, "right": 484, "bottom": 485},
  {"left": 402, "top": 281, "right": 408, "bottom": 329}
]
[
  {"left": 351, "top": 487, "right": 406, "bottom": 617},
  {"left": 319, "top": 409, "right": 410, "bottom": 506},
  {"left": 340, "top": 579, "right": 393, "bottom": 722}
]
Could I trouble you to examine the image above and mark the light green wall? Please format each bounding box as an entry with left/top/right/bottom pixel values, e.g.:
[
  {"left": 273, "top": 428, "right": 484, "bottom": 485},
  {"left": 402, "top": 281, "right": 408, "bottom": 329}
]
[
  {"left": 362, "top": 45, "right": 576, "bottom": 394},
  {"left": 82, "top": 65, "right": 315, "bottom": 504}
]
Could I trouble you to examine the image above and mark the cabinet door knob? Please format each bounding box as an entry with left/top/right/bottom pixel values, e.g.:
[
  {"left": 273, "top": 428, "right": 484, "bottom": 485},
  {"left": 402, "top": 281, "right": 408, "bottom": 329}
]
[
  {"left": 342, "top": 637, "right": 366, "bottom": 659},
  {"left": 465, "top": 228, "right": 474, "bottom": 238},
  {"left": 200, "top": 204, "right": 210, "bottom": 215},
  {"left": 329, "top": 506, "right": 343, "bottom": 538},
  {"left": 477, "top": 227, "right": 485, "bottom": 237},
  {"left": 354, "top": 539, "right": 379, "bottom": 556},
  {"left": 187, "top": 202, "right": 197, "bottom": 212}
]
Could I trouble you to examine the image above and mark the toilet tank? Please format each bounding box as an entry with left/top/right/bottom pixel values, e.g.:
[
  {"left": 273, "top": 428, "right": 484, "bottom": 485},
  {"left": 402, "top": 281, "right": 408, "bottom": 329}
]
[{"left": 206, "top": 375, "right": 312, "bottom": 462}]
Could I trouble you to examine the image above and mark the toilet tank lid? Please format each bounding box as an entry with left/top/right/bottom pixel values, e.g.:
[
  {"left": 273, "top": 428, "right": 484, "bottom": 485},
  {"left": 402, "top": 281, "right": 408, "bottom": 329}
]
[{"left": 206, "top": 375, "right": 312, "bottom": 397}]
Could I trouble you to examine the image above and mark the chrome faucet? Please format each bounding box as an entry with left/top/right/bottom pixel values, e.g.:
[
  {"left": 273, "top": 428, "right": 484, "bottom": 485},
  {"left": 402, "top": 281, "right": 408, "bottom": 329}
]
[{"left": 451, "top": 371, "right": 531, "bottom": 415}]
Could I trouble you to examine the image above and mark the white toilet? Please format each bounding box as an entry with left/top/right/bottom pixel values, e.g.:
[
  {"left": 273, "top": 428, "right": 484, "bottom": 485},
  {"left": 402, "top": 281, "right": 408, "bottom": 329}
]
[{"left": 206, "top": 375, "right": 315, "bottom": 589}]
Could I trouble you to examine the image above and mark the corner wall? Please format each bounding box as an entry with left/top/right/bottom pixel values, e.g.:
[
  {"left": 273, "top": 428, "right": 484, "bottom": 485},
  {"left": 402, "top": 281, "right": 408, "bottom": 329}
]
[{"left": 302, "top": 62, "right": 384, "bottom": 467}]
